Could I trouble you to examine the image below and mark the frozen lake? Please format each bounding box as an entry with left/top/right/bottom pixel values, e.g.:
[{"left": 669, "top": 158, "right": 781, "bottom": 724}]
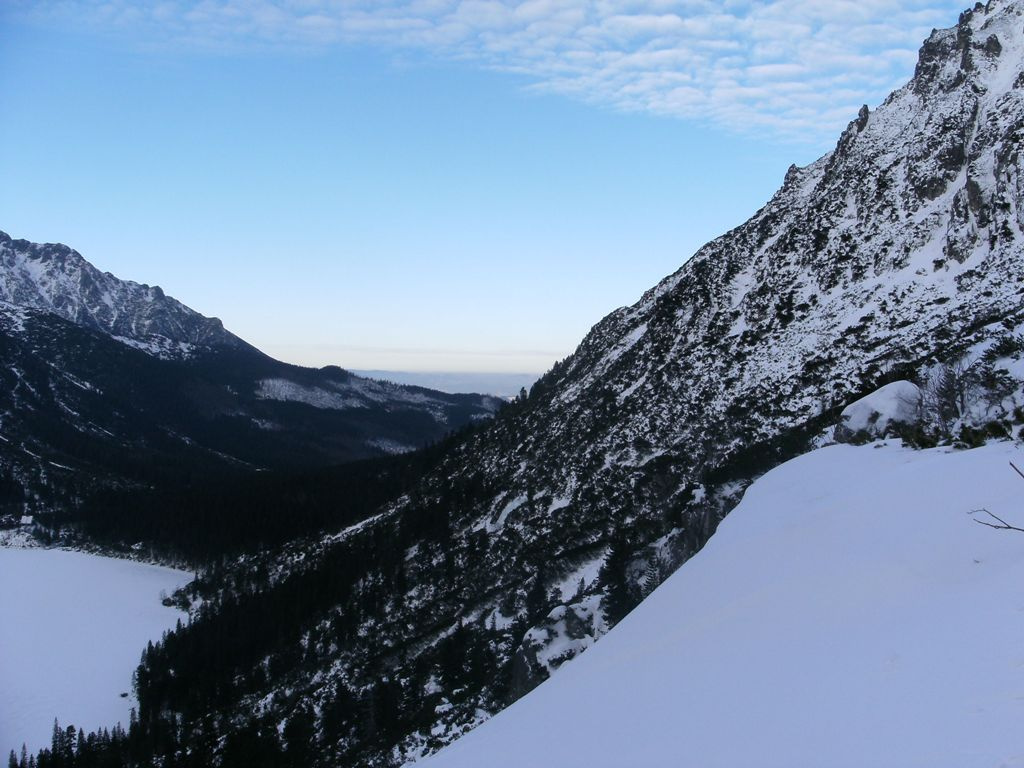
[{"left": 0, "top": 547, "right": 191, "bottom": 757}]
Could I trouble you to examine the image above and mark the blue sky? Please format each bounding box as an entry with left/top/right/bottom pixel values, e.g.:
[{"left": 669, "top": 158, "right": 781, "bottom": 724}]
[{"left": 1, "top": 1, "right": 966, "bottom": 372}]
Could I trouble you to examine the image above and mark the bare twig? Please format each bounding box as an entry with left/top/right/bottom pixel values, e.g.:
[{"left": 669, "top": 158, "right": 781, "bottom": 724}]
[
  {"left": 970, "top": 462, "right": 1024, "bottom": 533},
  {"left": 973, "top": 508, "right": 1024, "bottom": 533}
]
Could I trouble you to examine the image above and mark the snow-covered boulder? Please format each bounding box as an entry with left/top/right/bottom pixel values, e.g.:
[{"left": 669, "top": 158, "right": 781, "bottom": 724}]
[
  {"left": 510, "top": 597, "right": 605, "bottom": 699},
  {"left": 835, "top": 380, "right": 921, "bottom": 443}
]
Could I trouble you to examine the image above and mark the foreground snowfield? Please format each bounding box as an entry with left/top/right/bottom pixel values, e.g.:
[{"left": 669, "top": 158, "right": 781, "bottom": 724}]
[
  {"left": 424, "top": 441, "right": 1024, "bottom": 768},
  {"left": 0, "top": 549, "right": 191, "bottom": 757}
]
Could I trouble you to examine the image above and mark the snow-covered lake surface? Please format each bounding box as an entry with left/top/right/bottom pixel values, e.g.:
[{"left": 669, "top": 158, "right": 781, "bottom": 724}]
[
  {"left": 425, "top": 440, "right": 1024, "bottom": 768},
  {"left": 0, "top": 548, "right": 191, "bottom": 757}
]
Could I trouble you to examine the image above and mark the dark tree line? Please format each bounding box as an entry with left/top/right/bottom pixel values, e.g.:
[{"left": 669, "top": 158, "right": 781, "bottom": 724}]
[
  {"left": 54, "top": 418, "right": 494, "bottom": 563},
  {"left": 9, "top": 720, "right": 136, "bottom": 768}
]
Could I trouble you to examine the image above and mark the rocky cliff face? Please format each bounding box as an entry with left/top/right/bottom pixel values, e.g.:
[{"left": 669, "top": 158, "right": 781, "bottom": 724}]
[{"left": 61, "top": 2, "right": 1024, "bottom": 766}]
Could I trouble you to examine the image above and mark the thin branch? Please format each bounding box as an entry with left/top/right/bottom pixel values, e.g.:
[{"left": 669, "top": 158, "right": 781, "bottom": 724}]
[
  {"left": 973, "top": 508, "right": 1024, "bottom": 533},
  {"left": 1010, "top": 461, "right": 1024, "bottom": 482}
]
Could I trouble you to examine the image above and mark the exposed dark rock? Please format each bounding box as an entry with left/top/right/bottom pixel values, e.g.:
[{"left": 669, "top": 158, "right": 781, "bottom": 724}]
[{"left": 856, "top": 104, "right": 870, "bottom": 131}]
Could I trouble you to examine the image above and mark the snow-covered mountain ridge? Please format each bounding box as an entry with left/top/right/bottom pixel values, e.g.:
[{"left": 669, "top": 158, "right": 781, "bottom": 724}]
[
  {"left": 0, "top": 231, "right": 242, "bottom": 353},
  {"left": 554, "top": 0, "right": 1024, "bottom": 436}
]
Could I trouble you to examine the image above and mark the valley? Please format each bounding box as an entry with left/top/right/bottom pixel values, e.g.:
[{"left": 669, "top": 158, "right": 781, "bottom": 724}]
[{"left": 3, "top": 1, "right": 1024, "bottom": 766}]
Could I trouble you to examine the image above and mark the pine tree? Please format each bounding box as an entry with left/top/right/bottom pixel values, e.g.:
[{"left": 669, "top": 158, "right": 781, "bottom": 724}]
[
  {"left": 524, "top": 566, "right": 548, "bottom": 622},
  {"left": 600, "top": 532, "right": 635, "bottom": 625},
  {"left": 641, "top": 559, "right": 660, "bottom": 598},
  {"left": 572, "top": 577, "right": 586, "bottom": 602}
]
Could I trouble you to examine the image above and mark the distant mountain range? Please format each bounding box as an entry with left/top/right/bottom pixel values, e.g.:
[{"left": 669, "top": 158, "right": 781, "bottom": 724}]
[{"left": 0, "top": 232, "right": 502, "bottom": 516}]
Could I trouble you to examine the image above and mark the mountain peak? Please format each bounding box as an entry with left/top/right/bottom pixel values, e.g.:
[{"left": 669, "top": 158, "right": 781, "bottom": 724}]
[
  {"left": 0, "top": 230, "right": 244, "bottom": 353},
  {"left": 911, "top": 0, "right": 1023, "bottom": 96}
]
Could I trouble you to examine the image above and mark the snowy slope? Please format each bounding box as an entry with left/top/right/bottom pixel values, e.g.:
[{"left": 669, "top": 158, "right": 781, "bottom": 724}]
[
  {"left": 424, "top": 440, "right": 1024, "bottom": 768},
  {"left": 0, "top": 549, "right": 191, "bottom": 758}
]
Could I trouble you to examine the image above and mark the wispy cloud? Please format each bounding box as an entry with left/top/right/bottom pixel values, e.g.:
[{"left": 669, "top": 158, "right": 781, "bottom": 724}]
[{"left": 14, "top": 0, "right": 967, "bottom": 142}]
